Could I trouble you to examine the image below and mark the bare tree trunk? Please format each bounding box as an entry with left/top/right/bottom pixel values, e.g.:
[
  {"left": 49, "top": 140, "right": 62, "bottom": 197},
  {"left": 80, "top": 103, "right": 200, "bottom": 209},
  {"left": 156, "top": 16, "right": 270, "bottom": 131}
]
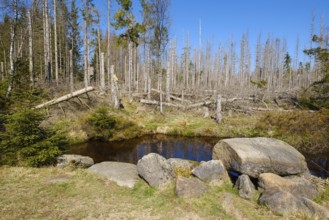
[
  {"left": 224, "top": 53, "right": 229, "bottom": 87},
  {"left": 28, "top": 10, "right": 34, "bottom": 85},
  {"left": 100, "top": 52, "right": 105, "bottom": 91},
  {"left": 108, "top": 0, "right": 113, "bottom": 92},
  {"left": 136, "top": 63, "right": 139, "bottom": 92},
  {"left": 166, "top": 56, "right": 170, "bottom": 102},
  {"left": 45, "top": 0, "right": 51, "bottom": 83},
  {"left": 147, "top": 48, "right": 151, "bottom": 100},
  {"left": 69, "top": 49, "right": 74, "bottom": 93},
  {"left": 54, "top": 0, "right": 58, "bottom": 84},
  {"left": 6, "top": 26, "right": 15, "bottom": 97},
  {"left": 111, "top": 65, "right": 120, "bottom": 108},
  {"left": 83, "top": 18, "right": 88, "bottom": 88},
  {"left": 128, "top": 41, "right": 132, "bottom": 99},
  {"left": 216, "top": 94, "right": 222, "bottom": 124},
  {"left": 159, "top": 58, "right": 163, "bottom": 113},
  {"left": 6, "top": 0, "right": 17, "bottom": 97}
]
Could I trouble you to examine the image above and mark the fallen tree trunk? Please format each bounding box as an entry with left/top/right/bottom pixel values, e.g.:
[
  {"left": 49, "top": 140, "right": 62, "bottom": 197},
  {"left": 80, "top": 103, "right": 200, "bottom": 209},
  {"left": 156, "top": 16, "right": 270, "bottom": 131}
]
[
  {"left": 186, "top": 100, "right": 214, "bottom": 109},
  {"left": 151, "top": 88, "right": 192, "bottom": 103},
  {"left": 140, "top": 99, "right": 183, "bottom": 108},
  {"left": 35, "top": 86, "right": 95, "bottom": 109}
]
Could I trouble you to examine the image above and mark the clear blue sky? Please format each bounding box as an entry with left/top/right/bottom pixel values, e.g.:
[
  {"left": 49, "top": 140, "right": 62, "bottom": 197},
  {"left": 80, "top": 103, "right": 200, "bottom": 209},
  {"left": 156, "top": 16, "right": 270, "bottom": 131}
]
[
  {"left": 96, "top": 0, "right": 329, "bottom": 61},
  {"left": 168, "top": 0, "right": 328, "bottom": 56}
]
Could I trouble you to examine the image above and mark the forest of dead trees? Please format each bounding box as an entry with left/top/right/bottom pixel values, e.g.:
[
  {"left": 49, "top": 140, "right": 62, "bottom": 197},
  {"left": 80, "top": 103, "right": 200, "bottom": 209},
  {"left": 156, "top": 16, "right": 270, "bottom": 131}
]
[{"left": 0, "top": 0, "right": 328, "bottom": 111}]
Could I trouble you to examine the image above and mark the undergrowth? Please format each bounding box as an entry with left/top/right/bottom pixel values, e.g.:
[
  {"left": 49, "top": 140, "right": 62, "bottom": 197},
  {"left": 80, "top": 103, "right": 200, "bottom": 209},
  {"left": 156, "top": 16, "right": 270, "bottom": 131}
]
[{"left": 255, "top": 109, "right": 329, "bottom": 154}]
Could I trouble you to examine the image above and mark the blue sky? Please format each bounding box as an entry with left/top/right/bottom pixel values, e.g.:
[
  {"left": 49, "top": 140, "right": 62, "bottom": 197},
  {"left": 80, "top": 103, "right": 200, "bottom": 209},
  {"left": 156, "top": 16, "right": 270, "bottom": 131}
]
[
  {"left": 168, "top": 0, "right": 328, "bottom": 56},
  {"left": 95, "top": 0, "right": 329, "bottom": 61}
]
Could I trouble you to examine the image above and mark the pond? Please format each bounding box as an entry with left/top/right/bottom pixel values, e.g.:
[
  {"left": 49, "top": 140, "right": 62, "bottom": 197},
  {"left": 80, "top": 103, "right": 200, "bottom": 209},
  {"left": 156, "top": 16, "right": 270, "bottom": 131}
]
[{"left": 68, "top": 135, "right": 329, "bottom": 178}]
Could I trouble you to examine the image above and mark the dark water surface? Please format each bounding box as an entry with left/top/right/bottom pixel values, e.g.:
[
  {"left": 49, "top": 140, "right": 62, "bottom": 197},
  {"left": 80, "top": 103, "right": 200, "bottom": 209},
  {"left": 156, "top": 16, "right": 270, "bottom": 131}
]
[{"left": 69, "top": 135, "right": 329, "bottom": 178}]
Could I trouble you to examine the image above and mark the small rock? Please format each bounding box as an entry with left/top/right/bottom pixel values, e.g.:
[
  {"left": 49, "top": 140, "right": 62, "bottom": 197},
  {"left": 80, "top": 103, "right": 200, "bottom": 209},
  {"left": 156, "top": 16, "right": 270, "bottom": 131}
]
[
  {"left": 234, "top": 174, "right": 255, "bottom": 200},
  {"left": 88, "top": 162, "right": 140, "bottom": 188},
  {"left": 192, "top": 160, "right": 227, "bottom": 183},
  {"left": 175, "top": 176, "right": 208, "bottom": 198},
  {"left": 137, "top": 153, "right": 175, "bottom": 188},
  {"left": 57, "top": 154, "right": 94, "bottom": 168},
  {"left": 258, "top": 173, "right": 318, "bottom": 200}
]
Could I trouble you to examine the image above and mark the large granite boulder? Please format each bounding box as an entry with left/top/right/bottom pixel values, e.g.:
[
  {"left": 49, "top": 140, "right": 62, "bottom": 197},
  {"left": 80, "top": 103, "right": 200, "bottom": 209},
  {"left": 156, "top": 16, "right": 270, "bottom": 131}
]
[
  {"left": 212, "top": 138, "right": 308, "bottom": 178},
  {"left": 234, "top": 174, "right": 255, "bottom": 200},
  {"left": 137, "top": 153, "right": 175, "bottom": 188},
  {"left": 259, "top": 187, "right": 329, "bottom": 218},
  {"left": 192, "top": 160, "right": 227, "bottom": 185},
  {"left": 57, "top": 154, "right": 94, "bottom": 168},
  {"left": 258, "top": 173, "right": 318, "bottom": 199},
  {"left": 175, "top": 176, "right": 208, "bottom": 199},
  {"left": 88, "top": 162, "right": 140, "bottom": 188}
]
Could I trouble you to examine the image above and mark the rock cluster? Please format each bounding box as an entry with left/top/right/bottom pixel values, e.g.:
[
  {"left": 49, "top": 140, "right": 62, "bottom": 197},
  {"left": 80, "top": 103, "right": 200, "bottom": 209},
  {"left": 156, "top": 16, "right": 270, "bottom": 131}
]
[
  {"left": 56, "top": 137, "right": 329, "bottom": 218},
  {"left": 213, "top": 137, "right": 328, "bottom": 218}
]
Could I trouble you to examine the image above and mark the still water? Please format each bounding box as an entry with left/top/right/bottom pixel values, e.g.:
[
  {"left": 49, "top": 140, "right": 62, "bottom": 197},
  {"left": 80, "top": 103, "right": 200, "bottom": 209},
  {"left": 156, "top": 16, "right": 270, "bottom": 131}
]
[{"left": 69, "top": 135, "right": 329, "bottom": 178}]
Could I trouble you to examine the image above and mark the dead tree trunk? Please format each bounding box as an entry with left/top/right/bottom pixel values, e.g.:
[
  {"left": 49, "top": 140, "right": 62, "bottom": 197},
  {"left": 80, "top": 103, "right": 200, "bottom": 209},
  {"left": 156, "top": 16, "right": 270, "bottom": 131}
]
[
  {"left": 111, "top": 65, "right": 121, "bottom": 109},
  {"left": 28, "top": 10, "right": 34, "bottom": 85},
  {"left": 100, "top": 52, "right": 105, "bottom": 91},
  {"left": 35, "top": 87, "right": 95, "bottom": 109},
  {"left": 6, "top": 0, "right": 17, "bottom": 97},
  {"left": 69, "top": 49, "right": 73, "bottom": 93},
  {"left": 166, "top": 58, "right": 170, "bottom": 102},
  {"left": 83, "top": 12, "right": 89, "bottom": 88},
  {"left": 216, "top": 94, "right": 222, "bottom": 124},
  {"left": 54, "top": 0, "right": 58, "bottom": 84}
]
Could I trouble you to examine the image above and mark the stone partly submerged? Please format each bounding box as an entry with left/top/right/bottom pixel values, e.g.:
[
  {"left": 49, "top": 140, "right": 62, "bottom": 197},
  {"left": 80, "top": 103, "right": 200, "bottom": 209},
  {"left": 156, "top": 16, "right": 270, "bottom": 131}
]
[
  {"left": 88, "top": 162, "right": 141, "bottom": 188},
  {"left": 192, "top": 160, "right": 228, "bottom": 185},
  {"left": 175, "top": 176, "right": 208, "bottom": 199},
  {"left": 57, "top": 154, "right": 94, "bottom": 168},
  {"left": 234, "top": 174, "right": 255, "bottom": 200},
  {"left": 137, "top": 153, "right": 175, "bottom": 188},
  {"left": 212, "top": 137, "right": 308, "bottom": 178}
]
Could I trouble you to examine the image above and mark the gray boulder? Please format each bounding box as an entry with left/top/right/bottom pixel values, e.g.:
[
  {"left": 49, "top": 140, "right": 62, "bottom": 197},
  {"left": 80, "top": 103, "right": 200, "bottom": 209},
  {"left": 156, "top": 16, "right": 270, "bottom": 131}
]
[
  {"left": 57, "top": 154, "right": 94, "bottom": 168},
  {"left": 259, "top": 187, "right": 329, "bottom": 218},
  {"left": 234, "top": 174, "right": 255, "bottom": 200},
  {"left": 192, "top": 160, "right": 227, "bottom": 184},
  {"left": 212, "top": 138, "right": 308, "bottom": 178},
  {"left": 175, "top": 176, "right": 208, "bottom": 199},
  {"left": 137, "top": 153, "right": 175, "bottom": 188},
  {"left": 88, "top": 162, "right": 141, "bottom": 188},
  {"left": 258, "top": 173, "right": 318, "bottom": 200},
  {"left": 259, "top": 188, "right": 307, "bottom": 215}
]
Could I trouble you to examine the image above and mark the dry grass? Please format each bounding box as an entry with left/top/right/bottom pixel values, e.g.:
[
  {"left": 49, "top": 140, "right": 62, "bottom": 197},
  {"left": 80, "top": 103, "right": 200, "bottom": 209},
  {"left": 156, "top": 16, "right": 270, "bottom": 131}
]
[{"left": 0, "top": 166, "right": 292, "bottom": 220}]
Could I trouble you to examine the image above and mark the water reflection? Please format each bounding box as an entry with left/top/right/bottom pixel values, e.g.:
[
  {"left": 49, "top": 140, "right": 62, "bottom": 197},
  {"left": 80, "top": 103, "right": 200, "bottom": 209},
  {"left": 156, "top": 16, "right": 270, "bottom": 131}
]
[
  {"left": 68, "top": 135, "right": 329, "bottom": 178},
  {"left": 69, "top": 135, "right": 218, "bottom": 164},
  {"left": 306, "top": 156, "right": 329, "bottom": 178}
]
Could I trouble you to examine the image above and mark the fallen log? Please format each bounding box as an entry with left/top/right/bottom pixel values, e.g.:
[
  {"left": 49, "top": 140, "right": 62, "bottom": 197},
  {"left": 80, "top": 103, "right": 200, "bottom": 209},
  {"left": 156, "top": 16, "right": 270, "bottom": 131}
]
[
  {"left": 151, "top": 88, "right": 192, "bottom": 103},
  {"left": 35, "top": 86, "right": 95, "bottom": 109},
  {"left": 186, "top": 100, "right": 214, "bottom": 109},
  {"left": 140, "top": 99, "right": 184, "bottom": 108}
]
